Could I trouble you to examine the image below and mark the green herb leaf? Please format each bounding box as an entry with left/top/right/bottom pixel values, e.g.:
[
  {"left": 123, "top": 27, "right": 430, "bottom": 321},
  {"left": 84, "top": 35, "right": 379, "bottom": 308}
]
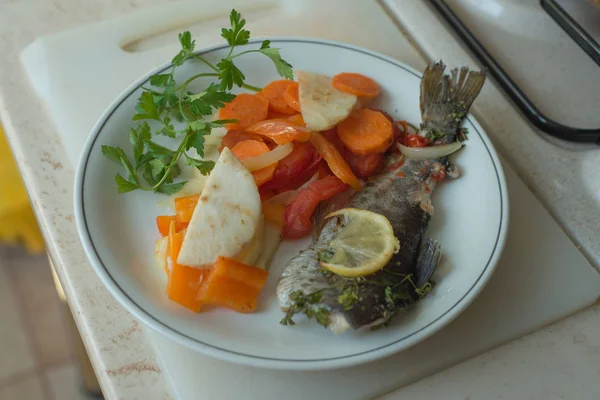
[
  {"left": 188, "top": 132, "right": 206, "bottom": 158},
  {"left": 221, "top": 9, "right": 250, "bottom": 47},
  {"left": 129, "top": 122, "right": 151, "bottom": 164},
  {"left": 133, "top": 92, "right": 161, "bottom": 121},
  {"left": 115, "top": 174, "right": 139, "bottom": 193},
  {"left": 260, "top": 40, "right": 271, "bottom": 49},
  {"left": 157, "top": 117, "right": 176, "bottom": 138},
  {"left": 149, "top": 74, "right": 171, "bottom": 88},
  {"left": 217, "top": 58, "right": 246, "bottom": 90},
  {"left": 258, "top": 47, "right": 294, "bottom": 80},
  {"left": 101, "top": 145, "right": 122, "bottom": 163},
  {"left": 172, "top": 31, "right": 196, "bottom": 66},
  {"left": 186, "top": 157, "right": 215, "bottom": 175},
  {"left": 156, "top": 181, "right": 187, "bottom": 195}
]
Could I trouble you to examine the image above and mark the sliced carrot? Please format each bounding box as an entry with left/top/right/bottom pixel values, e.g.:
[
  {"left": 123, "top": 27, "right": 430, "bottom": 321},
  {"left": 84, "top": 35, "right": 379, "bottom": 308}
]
[
  {"left": 262, "top": 202, "right": 286, "bottom": 229},
  {"left": 259, "top": 80, "right": 298, "bottom": 115},
  {"left": 283, "top": 82, "right": 301, "bottom": 112},
  {"left": 310, "top": 132, "right": 362, "bottom": 190},
  {"left": 219, "top": 93, "right": 269, "bottom": 130},
  {"left": 332, "top": 72, "right": 380, "bottom": 98},
  {"left": 245, "top": 119, "right": 312, "bottom": 145},
  {"left": 231, "top": 140, "right": 277, "bottom": 186},
  {"left": 337, "top": 109, "right": 394, "bottom": 155},
  {"left": 174, "top": 194, "right": 200, "bottom": 224},
  {"left": 218, "top": 130, "right": 265, "bottom": 152},
  {"left": 287, "top": 113, "right": 305, "bottom": 127},
  {"left": 267, "top": 110, "right": 292, "bottom": 120},
  {"left": 156, "top": 215, "right": 187, "bottom": 237},
  {"left": 197, "top": 257, "right": 269, "bottom": 313},
  {"left": 166, "top": 222, "right": 206, "bottom": 312}
]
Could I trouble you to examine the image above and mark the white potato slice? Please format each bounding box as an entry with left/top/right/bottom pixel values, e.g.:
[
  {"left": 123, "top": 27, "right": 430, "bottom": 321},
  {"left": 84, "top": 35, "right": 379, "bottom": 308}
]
[
  {"left": 177, "top": 147, "right": 261, "bottom": 267},
  {"left": 233, "top": 217, "right": 264, "bottom": 266},
  {"left": 296, "top": 70, "right": 358, "bottom": 131},
  {"left": 254, "top": 221, "right": 282, "bottom": 271}
]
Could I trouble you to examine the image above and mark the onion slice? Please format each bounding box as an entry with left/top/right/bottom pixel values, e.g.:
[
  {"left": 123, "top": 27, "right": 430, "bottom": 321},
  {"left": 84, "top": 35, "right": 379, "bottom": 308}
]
[
  {"left": 397, "top": 142, "right": 463, "bottom": 160},
  {"left": 242, "top": 142, "right": 293, "bottom": 172}
]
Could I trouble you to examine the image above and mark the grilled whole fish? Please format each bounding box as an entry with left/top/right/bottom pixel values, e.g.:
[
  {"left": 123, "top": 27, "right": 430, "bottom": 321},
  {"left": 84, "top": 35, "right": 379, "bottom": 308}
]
[{"left": 277, "top": 62, "right": 487, "bottom": 333}]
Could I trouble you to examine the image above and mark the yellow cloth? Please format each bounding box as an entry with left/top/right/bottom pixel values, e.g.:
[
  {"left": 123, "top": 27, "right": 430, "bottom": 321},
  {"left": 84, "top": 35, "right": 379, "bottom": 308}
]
[{"left": 0, "top": 124, "right": 45, "bottom": 252}]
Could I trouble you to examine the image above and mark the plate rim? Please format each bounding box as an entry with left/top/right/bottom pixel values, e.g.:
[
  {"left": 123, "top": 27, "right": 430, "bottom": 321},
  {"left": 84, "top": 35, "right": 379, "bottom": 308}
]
[{"left": 74, "top": 37, "right": 510, "bottom": 370}]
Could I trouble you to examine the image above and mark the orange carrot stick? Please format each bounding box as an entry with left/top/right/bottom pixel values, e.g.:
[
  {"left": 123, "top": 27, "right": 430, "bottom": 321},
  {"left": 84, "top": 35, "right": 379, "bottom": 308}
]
[
  {"left": 283, "top": 82, "right": 301, "bottom": 112},
  {"left": 309, "top": 132, "right": 362, "bottom": 190},
  {"left": 337, "top": 109, "right": 394, "bottom": 155},
  {"left": 245, "top": 119, "right": 312, "bottom": 145},
  {"left": 219, "top": 93, "right": 269, "bottom": 130},
  {"left": 259, "top": 80, "right": 298, "bottom": 115},
  {"left": 166, "top": 223, "right": 206, "bottom": 312},
  {"left": 174, "top": 194, "right": 200, "bottom": 224},
  {"left": 332, "top": 72, "right": 380, "bottom": 98},
  {"left": 231, "top": 140, "right": 278, "bottom": 186}
]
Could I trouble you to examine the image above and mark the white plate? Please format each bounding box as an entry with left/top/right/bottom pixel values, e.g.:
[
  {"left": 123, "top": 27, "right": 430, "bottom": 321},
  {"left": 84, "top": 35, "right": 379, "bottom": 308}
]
[{"left": 74, "top": 38, "right": 509, "bottom": 370}]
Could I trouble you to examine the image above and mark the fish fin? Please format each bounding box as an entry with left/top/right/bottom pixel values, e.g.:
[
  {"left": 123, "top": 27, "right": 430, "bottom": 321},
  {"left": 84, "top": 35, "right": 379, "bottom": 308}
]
[
  {"left": 420, "top": 62, "right": 487, "bottom": 139},
  {"left": 415, "top": 237, "right": 442, "bottom": 287}
]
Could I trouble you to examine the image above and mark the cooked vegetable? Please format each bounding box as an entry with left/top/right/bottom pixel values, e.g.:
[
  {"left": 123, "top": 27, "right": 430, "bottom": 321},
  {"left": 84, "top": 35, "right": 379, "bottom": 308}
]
[
  {"left": 219, "top": 93, "right": 269, "bottom": 130},
  {"left": 261, "top": 142, "right": 321, "bottom": 192},
  {"left": 397, "top": 141, "right": 463, "bottom": 160},
  {"left": 245, "top": 119, "right": 312, "bottom": 145},
  {"left": 337, "top": 109, "right": 394, "bottom": 154},
  {"left": 156, "top": 215, "right": 188, "bottom": 237},
  {"left": 255, "top": 222, "right": 283, "bottom": 270},
  {"left": 260, "top": 80, "right": 298, "bottom": 115},
  {"left": 332, "top": 72, "right": 380, "bottom": 98},
  {"left": 218, "top": 130, "right": 265, "bottom": 153},
  {"left": 242, "top": 143, "right": 293, "bottom": 172},
  {"left": 231, "top": 140, "right": 278, "bottom": 186},
  {"left": 262, "top": 202, "right": 286, "bottom": 229},
  {"left": 166, "top": 223, "right": 206, "bottom": 312},
  {"left": 265, "top": 172, "right": 319, "bottom": 205},
  {"left": 310, "top": 132, "right": 362, "bottom": 190},
  {"left": 296, "top": 71, "right": 358, "bottom": 131},
  {"left": 174, "top": 194, "right": 200, "bottom": 224},
  {"left": 233, "top": 218, "right": 264, "bottom": 267},
  {"left": 283, "top": 175, "right": 348, "bottom": 239},
  {"left": 103, "top": 10, "right": 293, "bottom": 195},
  {"left": 197, "top": 257, "right": 269, "bottom": 313},
  {"left": 267, "top": 110, "right": 292, "bottom": 119},
  {"left": 177, "top": 148, "right": 261, "bottom": 267},
  {"left": 346, "top": 152, "right": 385, "bottom": 178},
  {"left": 171, "top": 174, "right": 208, "bottom": 200},
  {"left": 283, "top": 82, "right": 301, "bottom": 112},
  {"left": 287, "top": 113, "right": 305, "bottom": 126},
  {"left": 405, "top": 134, "right": 430, "bottom": 148},
  {"left": 154, "top": 236, "right": 169, "bottom": 274}
]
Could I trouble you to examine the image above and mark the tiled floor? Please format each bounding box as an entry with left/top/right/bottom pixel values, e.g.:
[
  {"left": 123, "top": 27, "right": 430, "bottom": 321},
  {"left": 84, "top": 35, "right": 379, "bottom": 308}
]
[{"left": 0, "top": 246, "right": 95, "bottom": 400}]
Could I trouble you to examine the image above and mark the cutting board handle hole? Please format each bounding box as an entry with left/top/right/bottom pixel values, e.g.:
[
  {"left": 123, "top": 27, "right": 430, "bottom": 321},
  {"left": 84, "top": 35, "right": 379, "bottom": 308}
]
[{"left": 120, "top": 6, "right": 278, "bottom": 54}]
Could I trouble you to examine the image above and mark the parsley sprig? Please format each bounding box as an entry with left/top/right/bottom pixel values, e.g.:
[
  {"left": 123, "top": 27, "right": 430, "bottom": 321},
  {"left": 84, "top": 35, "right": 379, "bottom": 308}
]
[{"left": 103, "top": 9, "right": 293, "bottom": 195}]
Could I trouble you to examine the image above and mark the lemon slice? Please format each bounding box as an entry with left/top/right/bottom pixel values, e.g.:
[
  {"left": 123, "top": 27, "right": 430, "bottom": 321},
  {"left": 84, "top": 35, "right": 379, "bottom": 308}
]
[{"left": 319, "top": 208, "right": 400, "bottom": 277}]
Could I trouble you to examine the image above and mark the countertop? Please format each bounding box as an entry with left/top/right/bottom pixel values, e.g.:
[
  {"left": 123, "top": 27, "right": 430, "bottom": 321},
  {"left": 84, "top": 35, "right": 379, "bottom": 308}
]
[{"left": 0, "top": 1, "right": 599, "bottom": 399}]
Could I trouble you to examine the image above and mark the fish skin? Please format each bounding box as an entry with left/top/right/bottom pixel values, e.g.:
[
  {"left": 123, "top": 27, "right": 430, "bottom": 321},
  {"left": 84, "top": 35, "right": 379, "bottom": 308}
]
[{"left": 277, "top": 62, "right": 487, "bottom": 332}]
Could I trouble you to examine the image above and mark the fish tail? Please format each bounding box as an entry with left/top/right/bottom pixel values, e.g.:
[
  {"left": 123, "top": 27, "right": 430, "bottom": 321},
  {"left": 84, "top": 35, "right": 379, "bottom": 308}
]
[
  {"left": 419, "top": 62, "right": 487, "bottom": 141},
  {"left": 414, "top": 237, "right": 442, "bottom": 287}
]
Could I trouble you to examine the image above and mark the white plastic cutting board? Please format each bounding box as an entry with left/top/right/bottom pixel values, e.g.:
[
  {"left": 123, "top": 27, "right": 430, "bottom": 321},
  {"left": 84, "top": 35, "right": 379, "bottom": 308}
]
[{"left": 19, "top": 1, "right": 600, "bottom": 399}]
